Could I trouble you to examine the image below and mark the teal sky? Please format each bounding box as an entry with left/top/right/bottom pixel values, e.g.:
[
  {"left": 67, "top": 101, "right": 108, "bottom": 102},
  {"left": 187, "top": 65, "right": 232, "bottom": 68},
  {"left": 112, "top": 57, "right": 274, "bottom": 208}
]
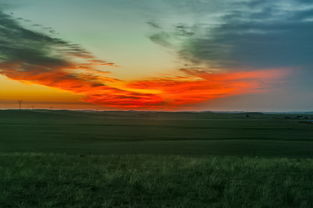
[
  {"left": 1, "top": 0, "right": 313, "bottom": 111},
  {"left": 11, "top": 0, "right": 181, "bottom": 79}
]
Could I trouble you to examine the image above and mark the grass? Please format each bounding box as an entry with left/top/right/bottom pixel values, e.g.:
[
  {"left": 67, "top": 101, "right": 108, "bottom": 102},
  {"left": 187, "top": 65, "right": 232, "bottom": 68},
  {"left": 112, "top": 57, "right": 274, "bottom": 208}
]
[
  {"left": 1, "top": 110, "right": 313, "bottom": 207},
  {"left": 0, "top": 110, "right": 313, "bottom": 157},
  {"left": 1, "top": 153, "right": 313, "bottom": 208}
]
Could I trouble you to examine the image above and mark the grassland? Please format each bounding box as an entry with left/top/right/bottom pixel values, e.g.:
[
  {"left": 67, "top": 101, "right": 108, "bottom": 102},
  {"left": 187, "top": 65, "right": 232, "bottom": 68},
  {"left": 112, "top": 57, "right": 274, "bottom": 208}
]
[
  {"left": 2, "top": 154, "right": 313, "bottom": 208},
  {"left": 1, "top": 110, "right": 313, "bottom": 207},
  {"left": 1, "top": 110, "right": 313, "bottom": 156}
]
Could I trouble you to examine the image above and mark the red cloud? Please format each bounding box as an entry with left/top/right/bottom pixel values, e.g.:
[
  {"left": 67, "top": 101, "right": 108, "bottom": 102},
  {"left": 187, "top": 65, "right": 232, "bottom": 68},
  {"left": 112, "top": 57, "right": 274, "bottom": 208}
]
[
  {"left": 0, "top": 61, "right": 287, "bottom": 110},
  {"left": 93, "top": 68, "right": 285, "bottom": 109}
]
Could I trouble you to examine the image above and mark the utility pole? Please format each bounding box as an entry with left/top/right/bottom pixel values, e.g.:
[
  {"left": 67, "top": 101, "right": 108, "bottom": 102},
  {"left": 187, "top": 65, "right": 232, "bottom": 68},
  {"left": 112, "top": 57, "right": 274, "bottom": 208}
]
[{"left": 18, "top": 100, "right": 23, "bottom": 110}]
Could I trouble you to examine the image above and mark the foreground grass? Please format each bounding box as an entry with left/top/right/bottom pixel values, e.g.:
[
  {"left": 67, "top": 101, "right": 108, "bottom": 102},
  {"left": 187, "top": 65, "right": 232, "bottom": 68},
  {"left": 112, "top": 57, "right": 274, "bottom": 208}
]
[{"left": 1, "top": 154, "right": 313, "bottom": 207}]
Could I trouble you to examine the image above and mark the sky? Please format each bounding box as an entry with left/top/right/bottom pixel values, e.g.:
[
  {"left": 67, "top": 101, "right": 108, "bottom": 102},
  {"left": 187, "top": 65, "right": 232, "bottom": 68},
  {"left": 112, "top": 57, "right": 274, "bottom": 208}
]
[{"left": 0, "top": 0, "right": 312, "bottom": 111}]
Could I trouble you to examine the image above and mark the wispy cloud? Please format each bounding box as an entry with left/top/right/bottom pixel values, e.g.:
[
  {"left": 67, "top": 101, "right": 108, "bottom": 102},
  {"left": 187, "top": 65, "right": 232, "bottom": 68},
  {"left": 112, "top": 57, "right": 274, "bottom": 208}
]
[
  {"left": 120, "top": 69, "right": 286, "bottom": 109},
  {"left": 0, "top": 6, "right": 287, "bottom": 110},
  {"left": 146, "top": 0, "right": 313, "bottom": 72}
]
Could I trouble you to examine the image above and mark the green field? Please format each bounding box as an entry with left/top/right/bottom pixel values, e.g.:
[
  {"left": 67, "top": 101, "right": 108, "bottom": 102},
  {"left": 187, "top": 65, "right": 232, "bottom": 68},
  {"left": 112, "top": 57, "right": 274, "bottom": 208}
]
[
  {"left": 1, "top": 110, "right": 313, "bottom": 156},
  {"left": 1, "top": 110, "right": 313, "bottom": 207}
]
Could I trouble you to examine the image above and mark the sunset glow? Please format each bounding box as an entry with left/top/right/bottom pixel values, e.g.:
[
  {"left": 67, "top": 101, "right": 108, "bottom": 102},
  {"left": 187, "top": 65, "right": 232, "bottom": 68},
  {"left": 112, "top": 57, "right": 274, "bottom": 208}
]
[
  {"left": 1, "top": 0, "right": 311, "bottom": 111},
  {"left": 0, "top": 57, "right": 286, "bottom": 109}
]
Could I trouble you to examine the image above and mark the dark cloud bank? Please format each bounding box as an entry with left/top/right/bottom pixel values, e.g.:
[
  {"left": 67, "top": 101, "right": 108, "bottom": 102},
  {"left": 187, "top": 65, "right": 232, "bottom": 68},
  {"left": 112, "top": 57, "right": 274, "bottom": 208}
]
[
  {"left": 0, "top": 7, "right": 110, "bottom": 75},
  {"left": 149, "top": 0, "right": 313, "bottom": 71}
]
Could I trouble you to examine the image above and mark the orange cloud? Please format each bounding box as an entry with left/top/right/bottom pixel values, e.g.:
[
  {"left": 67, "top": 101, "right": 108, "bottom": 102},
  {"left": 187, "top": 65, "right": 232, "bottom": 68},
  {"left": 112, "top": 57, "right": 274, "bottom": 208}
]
[
  {"left": 86, "top": 68, "right": 286, "bottom": 109},
  {"left": 0, "top": 60, "right": 286, "bottom": 110}
]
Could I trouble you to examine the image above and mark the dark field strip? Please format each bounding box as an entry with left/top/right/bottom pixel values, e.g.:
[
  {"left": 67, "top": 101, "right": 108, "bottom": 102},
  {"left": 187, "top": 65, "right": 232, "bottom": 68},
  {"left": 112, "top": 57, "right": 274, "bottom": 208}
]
[
  {"left": 1, "top": 121, "right": 311, "bottom": 131},
  {"left": 1, "top": 153, "right": 313, "bottom": 208},
  {"left": 0, "top": 110, "right": 313, "bottom": 157},
  {"left": 1, "top": 140, "right": 313, "bottom": 158}
]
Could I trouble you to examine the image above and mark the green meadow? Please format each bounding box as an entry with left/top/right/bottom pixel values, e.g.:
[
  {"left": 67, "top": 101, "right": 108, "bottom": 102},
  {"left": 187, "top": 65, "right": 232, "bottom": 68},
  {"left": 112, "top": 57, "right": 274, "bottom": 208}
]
[{"left": 1, "top": 110, "right": 313, "bottom": 207}]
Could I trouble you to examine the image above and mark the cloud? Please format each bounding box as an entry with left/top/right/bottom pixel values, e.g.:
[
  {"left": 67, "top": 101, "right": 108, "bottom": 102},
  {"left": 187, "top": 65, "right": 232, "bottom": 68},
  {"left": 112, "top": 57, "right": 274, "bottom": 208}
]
[
  {"left": 0, "top": 6, "right": 287, "bottom": 110},
  {"left": 145, "top": 0, "right": 313, "bottom": 73},
  {"left": 149, "top": 32, "right": 173, "bottom": 48},
  {"left": 0, "top": 11, "right": 111, "bottom": 69},
  {"left": 0, "top": 8, "right": 122, "bottom": 103},
  {"left": 177, "top": 0, "right": 313, "bottom": 70},
  {"left": 121, "top": 68, "right": 286, "bottom": 109}
]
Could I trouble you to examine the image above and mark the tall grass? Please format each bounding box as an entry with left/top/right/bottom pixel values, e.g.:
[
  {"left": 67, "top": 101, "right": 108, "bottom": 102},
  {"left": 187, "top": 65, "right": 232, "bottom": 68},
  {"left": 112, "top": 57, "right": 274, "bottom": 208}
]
[{"left": 1, "top": 153, "right": 313, "bottom": 208}]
